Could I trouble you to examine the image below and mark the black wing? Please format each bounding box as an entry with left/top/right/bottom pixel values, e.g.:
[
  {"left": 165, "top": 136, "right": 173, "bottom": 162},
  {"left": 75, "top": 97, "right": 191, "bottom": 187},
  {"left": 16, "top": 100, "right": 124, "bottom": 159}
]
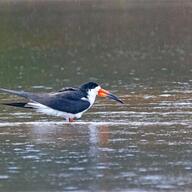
[
  {"left": 0, "top": 88, "right": 90, "bottom": 114},
  {"left": 35, "top": 91, "right": 90, "bottom": 114}
]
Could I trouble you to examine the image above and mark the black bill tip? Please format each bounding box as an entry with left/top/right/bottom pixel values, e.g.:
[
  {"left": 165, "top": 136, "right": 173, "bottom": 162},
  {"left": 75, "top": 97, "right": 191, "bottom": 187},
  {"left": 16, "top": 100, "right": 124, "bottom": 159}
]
[{"left": 107, "top": 93, "right": 124, "bottom": 104}]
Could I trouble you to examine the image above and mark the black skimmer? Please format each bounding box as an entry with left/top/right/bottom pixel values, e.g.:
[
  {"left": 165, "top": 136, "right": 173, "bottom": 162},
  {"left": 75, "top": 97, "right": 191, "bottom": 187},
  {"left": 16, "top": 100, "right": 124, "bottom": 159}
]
[{"left": 0, "top": 82, "right": 123, "bottom": 122}]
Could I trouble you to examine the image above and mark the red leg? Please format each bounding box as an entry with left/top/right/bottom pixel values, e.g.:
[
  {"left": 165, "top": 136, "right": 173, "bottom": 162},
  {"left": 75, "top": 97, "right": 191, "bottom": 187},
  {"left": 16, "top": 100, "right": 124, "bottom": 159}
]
[{"left": 69, "top": 118, "right": 75, "bottom": 122}]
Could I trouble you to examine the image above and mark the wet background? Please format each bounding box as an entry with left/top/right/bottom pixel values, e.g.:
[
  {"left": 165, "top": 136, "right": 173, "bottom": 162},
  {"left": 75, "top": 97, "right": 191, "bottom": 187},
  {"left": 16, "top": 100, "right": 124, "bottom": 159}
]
[{"left": 0, "top": 0, "right": 192, "bottom": 191}]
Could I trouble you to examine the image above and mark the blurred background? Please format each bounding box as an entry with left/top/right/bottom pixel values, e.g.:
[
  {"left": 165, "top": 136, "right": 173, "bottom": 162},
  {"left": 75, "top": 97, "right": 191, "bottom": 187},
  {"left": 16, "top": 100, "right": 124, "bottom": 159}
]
[{"left": 0, "top": 0, "right": 191, "bottom": 92}]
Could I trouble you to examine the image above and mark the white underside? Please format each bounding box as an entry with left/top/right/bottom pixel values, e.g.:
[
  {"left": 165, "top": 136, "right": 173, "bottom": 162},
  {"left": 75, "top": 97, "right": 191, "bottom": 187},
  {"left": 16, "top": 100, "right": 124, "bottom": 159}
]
[{"left": 27, "top": 102, "right": 87, "bottom": 120}]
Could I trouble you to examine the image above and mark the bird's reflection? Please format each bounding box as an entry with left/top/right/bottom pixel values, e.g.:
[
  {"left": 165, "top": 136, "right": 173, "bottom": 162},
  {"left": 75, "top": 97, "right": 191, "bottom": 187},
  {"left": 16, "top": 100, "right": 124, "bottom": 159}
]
[
  {"left": 99, "top": 125, "right": 110, "bottom": 146},
  {"left": 28, "top": 121, "right": 110, "bottom": 148},
  {"left": 88, "top": 124, "right": 110, "bottom": 162}
]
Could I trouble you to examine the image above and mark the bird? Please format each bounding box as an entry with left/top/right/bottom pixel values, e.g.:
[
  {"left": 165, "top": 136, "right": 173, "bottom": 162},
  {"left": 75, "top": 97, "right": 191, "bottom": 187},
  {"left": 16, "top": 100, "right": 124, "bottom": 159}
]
[{"left": 0, "top": 82, "right": 123, "bottom": 122}]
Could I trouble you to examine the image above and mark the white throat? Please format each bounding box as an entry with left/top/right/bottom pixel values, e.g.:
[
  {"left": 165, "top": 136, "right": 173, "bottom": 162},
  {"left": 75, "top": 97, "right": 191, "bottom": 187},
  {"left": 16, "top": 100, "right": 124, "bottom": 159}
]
[{"left": 86, "top": 86, "right": 101, "bottom": 106}]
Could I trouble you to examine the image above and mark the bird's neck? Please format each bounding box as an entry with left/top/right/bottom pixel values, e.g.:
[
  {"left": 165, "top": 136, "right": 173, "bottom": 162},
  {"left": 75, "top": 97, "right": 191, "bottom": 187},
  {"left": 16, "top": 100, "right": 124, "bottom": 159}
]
[{"left": 87, "top": 91, "right": 97, "bottom": 106}]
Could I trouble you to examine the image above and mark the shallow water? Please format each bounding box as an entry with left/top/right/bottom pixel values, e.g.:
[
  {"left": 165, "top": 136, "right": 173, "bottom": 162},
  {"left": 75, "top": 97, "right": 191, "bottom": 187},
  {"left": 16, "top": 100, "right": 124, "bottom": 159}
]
[
  {"left": 0, "top": 0, "right": 192, "bottom": 192},
  {"left": 1, "top": 88, "right": 192, "bottom": 191}
]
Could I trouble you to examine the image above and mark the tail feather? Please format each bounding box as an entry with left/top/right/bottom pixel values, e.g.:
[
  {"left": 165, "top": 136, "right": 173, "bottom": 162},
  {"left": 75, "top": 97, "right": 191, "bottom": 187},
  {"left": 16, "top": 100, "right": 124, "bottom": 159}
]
[
  {"left": 0, "top": 88, "right": 29, "bottom": 98},
  {"left": 2, "top": 102, "right": 32, "bottom": 109}
]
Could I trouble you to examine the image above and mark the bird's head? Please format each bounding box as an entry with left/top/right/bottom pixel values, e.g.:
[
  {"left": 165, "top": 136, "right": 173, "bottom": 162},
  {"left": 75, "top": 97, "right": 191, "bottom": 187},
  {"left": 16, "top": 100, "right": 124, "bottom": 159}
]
[{"left": 80, "top": 82, "right": 123, "bottom": 104}]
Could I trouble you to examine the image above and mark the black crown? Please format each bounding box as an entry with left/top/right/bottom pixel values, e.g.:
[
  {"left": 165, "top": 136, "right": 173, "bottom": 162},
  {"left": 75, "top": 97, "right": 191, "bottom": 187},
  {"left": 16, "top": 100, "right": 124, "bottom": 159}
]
[{"left": 80, "top": 82, "right": 99, "bottom": 91}]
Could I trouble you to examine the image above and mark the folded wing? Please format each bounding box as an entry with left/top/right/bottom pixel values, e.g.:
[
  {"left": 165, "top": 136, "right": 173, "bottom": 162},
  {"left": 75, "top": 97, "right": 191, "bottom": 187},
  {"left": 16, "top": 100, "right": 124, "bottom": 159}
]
[{"left": 0, "top": 88, "right": 90, "bottom": 114}]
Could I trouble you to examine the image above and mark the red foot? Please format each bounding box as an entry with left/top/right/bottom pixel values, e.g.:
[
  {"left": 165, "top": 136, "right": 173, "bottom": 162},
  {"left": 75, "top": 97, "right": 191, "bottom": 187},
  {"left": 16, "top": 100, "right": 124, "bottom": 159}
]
[{"left": 69, "top": 118, "right": 75, "bottom": 122}]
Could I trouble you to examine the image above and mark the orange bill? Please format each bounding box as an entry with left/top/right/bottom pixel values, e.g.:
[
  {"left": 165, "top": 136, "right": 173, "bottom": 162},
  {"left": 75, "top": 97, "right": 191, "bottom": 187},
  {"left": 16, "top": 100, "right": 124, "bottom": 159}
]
[{"left": 98, "top": 88, "right": 124, "bottom": 104}]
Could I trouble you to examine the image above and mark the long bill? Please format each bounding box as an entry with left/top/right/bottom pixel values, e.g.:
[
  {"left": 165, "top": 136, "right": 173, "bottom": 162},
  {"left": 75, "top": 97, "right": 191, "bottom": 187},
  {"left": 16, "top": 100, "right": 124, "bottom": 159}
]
[{"left": 98, "top": 88, "right": 124, "bottom": 104}]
